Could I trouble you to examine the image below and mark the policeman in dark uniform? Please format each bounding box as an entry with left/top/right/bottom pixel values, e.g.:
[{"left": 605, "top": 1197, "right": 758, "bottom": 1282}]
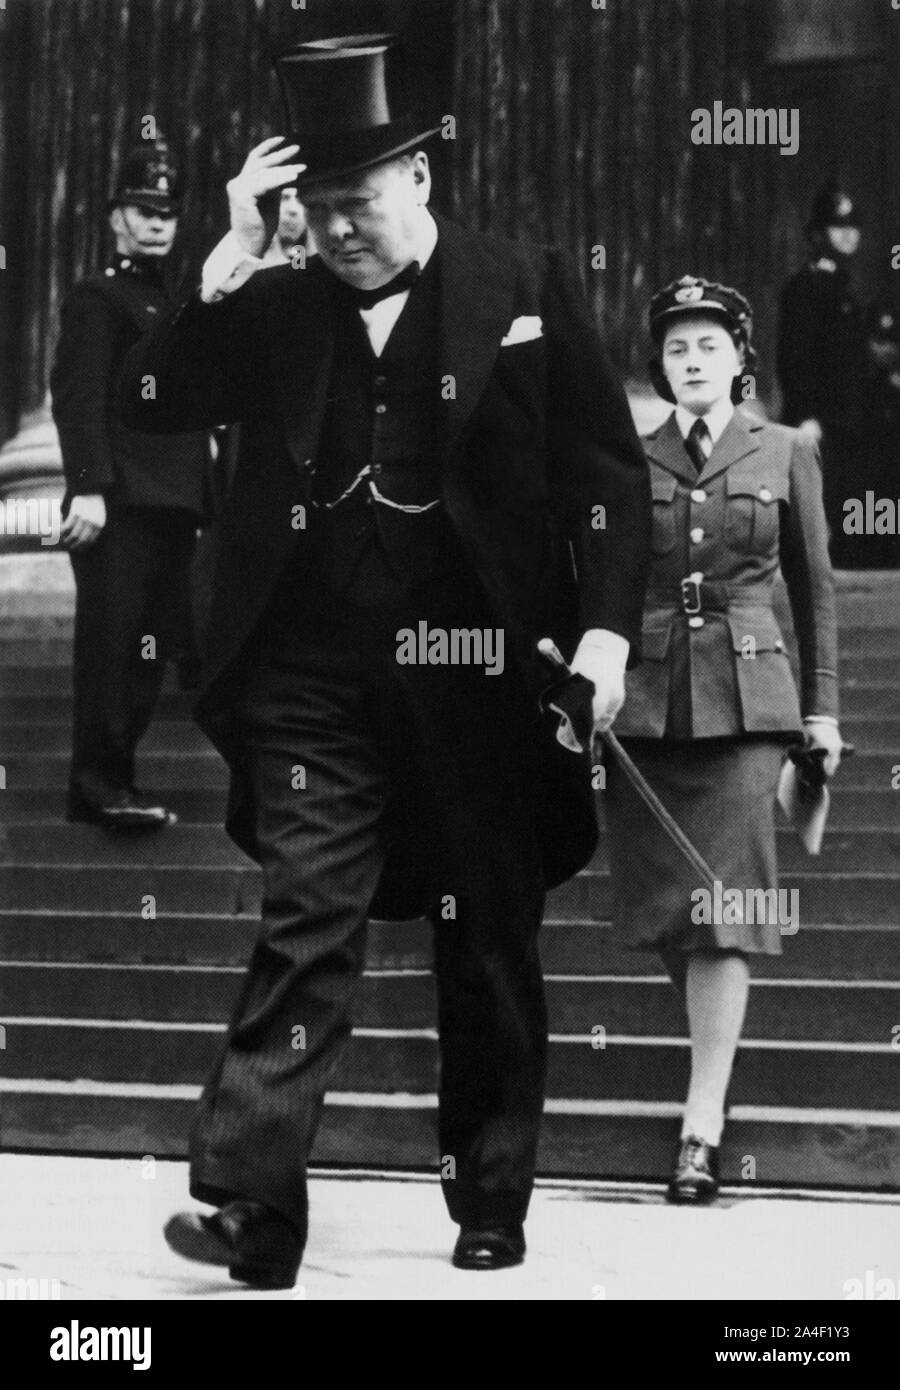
[
  {"left": 51, "top": 140, "right": 208, "bottom": 827},
  {"left": 776, "top": 182, "right": 867, "bottom": 567},
  {"left": 856, "top": 302, "right": 900, "bottom": 568}
]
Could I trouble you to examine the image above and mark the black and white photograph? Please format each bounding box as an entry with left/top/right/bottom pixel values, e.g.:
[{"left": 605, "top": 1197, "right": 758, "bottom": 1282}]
[{"left": 0, "top": 0, "right": 899, "bottom": 1335}]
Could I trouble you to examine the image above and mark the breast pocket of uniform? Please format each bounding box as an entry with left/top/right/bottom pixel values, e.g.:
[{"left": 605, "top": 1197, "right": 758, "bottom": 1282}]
[
  {"left": 724, "top": 471, "right": 787, "bottom": 555},
  {"left": 650, "top": 471, "right": 678, "bottom": 555}
]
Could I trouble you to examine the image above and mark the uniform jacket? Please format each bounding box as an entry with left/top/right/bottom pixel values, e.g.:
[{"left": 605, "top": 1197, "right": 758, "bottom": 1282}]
[
  {"left": 776, "top": 259, "right": 866, "bottom": 436},
  {"left": 614, "top": 408, "right": 838, "bottom": 741},
  {"left": 118, "top": 211, "right": 652, "bottom": 912},
  {"left": 50, "top": 254, "right": 209, "bottom": 515}
]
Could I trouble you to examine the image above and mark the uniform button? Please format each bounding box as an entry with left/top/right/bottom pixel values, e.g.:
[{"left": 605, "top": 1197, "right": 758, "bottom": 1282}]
[
  {"left": 105, "top": 267, "right": 115, "bottom": 277},
  {"left": 688, "top": 616, "right": 705, "bottom": 629},
  {"left": 690, "top": 527, "right": 705, "bottom": 543},
  {"left": 374, "top": 375, "right": 387, "bottom": 387},
  {"left": 774, "top": 639, "right": 784, "bottom": 651},
  {"left": 374, "top": 403, "right": 387, "bottom": 414},
  {"left": 690, "top": 488, "right": 707, "bottom": 503},
  {"left": 759, "top": 486, "right": 772, "bottom": 502}
]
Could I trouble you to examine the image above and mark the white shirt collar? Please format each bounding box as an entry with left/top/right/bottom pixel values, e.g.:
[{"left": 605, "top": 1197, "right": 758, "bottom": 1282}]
[
  {"left": 359, "top": 210, "right": 438, "bottom": 305},
  {"left": 675, "top": 397, "right": 734, "bottom": 446},
  {"left": 358, "top": 211, "right": 438, "bottom": 357}
]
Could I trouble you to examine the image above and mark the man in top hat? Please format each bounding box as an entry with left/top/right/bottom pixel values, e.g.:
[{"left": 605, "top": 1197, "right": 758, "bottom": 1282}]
[
  {"left": 120, "top": 34, "right": 651, "bottom": 1284},
  {"left": 51, "top": 138, "right": 209, "bottom": 828},
  {"left": 776, "top": 181, "right": 868, "bottom": 566}
]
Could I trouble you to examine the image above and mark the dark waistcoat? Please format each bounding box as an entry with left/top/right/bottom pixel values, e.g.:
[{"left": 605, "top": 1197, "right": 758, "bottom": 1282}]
[{"left": 292, "top": 251, "right": 466, "bottom": 607}]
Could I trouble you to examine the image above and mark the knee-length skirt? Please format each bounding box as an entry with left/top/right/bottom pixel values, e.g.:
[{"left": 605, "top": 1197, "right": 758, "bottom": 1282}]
[{"left": 604, "top": 736, "right": 789, "bottom": 955}]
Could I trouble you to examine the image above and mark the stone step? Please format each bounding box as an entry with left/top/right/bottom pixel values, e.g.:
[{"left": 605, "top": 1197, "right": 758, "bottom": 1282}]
[
  {"left": 1, "top": 822, "right": 898, "bottom": 873},
  {"left": 3, "top": 661, "right": 897, "bottom": 699},
  {"left": 0, "top": 913, "right": 894, "bottom": 977},
  {"left": 550, "top": 871, "right": 900, "bottom": 927},
  {"left": 1, "top": 715, "right": 898, "bottom": 753},
  {"left": 0, "top": 788, "right": 231, "bottom": 822},
  {"left": 0, "top": 752, "right": 229, "bottom": 788},
  {"left": 0, "top": 1020, "right": 896, "bottom": 1107},
  {"left": 1, "top": 962, "right": 898, "bottom": 1042},
  {"left": 1, "top": 1083, "right": 898, "bottom": 1186},
  {"left": 2, "top": 786, "right": 896, "bottom": 829},
  {"left": 1, "top": 864, "right": 898, "bottom": 922},
  {"left": 2, "top": 632, "right": 900, "bottom": 666},
  {"left": 1, "top": 749, "right": 894, "bottom": 790},
  {"left": 1, "top": 687, "right": 898, "bottom": 719}
]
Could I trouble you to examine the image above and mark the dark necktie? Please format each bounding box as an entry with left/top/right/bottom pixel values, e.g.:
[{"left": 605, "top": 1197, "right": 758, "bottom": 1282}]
[
  {"left": 335, "top": 259, "right": 421, "bottom": 310},
  {"left": 685, "top": 417, "right": 711, "bottom": 473}
]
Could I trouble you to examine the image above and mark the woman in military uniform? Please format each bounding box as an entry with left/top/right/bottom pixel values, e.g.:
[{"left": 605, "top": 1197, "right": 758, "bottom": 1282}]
[{"left": 606, "top": 277, "right": 843, "bottom": 1203}]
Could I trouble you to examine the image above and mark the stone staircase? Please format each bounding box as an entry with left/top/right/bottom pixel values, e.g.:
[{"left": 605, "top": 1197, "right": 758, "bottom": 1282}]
[{"left": 1, "top": 554, "right": 899, "bottom": 1189}]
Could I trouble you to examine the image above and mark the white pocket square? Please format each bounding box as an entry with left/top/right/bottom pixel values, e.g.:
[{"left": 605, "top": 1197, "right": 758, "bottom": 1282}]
[{"left": 501, "top": 314, "right": 543, "bottom": 347}]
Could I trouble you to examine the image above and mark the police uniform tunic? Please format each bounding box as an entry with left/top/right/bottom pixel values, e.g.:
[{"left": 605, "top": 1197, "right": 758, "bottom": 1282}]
[
  {"left": 50, "top": 252, "right": 208, "bottom": 810},
  {"left": 777, "top": 257, "right": 867, "bottom": 567},
  {"left": 606, "top": 405, "right": 838, "bottom": 955}
]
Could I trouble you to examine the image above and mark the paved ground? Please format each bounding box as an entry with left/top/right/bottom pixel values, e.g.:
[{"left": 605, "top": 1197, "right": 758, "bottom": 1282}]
[{"left": 1, "top": 1155, "right": 899, "bottom": 1301}]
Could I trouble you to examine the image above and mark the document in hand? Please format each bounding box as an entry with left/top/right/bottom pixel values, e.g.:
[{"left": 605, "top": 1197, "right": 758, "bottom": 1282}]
[{"left": 777, "top": 746, "right": 831, "bottom": 856}]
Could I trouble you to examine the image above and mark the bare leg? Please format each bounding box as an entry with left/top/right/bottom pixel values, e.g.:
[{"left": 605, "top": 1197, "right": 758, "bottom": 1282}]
[{"left": 681, "top": 950, "right": 750, "bottom": 1145}]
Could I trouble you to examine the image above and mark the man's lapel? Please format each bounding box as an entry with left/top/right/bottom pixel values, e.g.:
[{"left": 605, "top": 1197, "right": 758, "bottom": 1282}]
[
  {"left": 268, "top": 218, "right": 518, "bottom": 475},
  {"left": 644, "top": 412, "right": 697, "bottom": 485},
  {"left": 696, "top": 409, "right": 762, "bottom": 485},
  {"left": 268, "top": 259, "right": 336, "bottom": 476},
  {"left": 432, "top": 212, "right": 519, "bottom": 465}
]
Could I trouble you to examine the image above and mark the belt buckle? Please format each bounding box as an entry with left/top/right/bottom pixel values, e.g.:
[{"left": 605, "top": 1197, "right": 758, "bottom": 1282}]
[{"left": 680, "top": 573, "right": 703, "bottom": 616}]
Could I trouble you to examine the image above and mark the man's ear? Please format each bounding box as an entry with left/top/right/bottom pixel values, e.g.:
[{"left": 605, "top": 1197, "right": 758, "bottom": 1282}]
[
  {"left": 411, "top": 151, "right": 431, "bottom": 203},
  {"left": 109, "top": 207, "right": 124, "bottom": 236}
]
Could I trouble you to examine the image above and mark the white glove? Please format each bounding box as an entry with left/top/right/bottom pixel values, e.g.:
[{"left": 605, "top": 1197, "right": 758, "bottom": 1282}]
[
  {"left": 60, "top": 493, "right": 107, "bottom": 551},
  {"left": 570, "top": 629, "right": 630, "bottom": 735},
  {"left": 803, "top": 718, "right": 843, "bottom": 778}
]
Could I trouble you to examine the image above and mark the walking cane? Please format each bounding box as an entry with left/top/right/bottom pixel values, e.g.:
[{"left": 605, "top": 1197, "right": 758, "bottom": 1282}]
[{"left": 538, "top": 638, "right": 720, "bottom": 896}]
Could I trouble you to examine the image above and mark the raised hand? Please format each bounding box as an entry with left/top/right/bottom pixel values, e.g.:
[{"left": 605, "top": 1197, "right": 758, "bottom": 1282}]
[{"left": 225, "top": 137, "right": 306, "bottom": 258}]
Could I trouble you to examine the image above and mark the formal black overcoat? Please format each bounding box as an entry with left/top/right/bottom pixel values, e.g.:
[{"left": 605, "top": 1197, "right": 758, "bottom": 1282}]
[{"left": 119, "top": 211, "right": 651, "bottom": 917}]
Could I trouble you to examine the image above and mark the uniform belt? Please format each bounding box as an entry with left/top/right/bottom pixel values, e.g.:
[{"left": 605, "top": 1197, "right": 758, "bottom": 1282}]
[{"left": 647, "top": 579, "right": 771, "bottom": 617}]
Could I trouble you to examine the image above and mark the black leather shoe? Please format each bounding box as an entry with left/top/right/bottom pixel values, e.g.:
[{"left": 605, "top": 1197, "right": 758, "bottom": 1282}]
[
  {"left": 666, "top": 1134, "right": 720, "bottom": 1205},
  {"left": 452, "top": 1224, "right": 526, "bottom": 1271},
  {"left": 67, "top": 788, "right": 177, "bottom": 829},
  {"left": 164, "top": 1199, "right": 303, "bottom": 1289}
]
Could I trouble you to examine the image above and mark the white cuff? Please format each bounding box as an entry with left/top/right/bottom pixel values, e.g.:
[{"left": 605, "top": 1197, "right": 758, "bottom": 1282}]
[
  {"left": 575, "top": 629, "right": 630, "bottom": 668},
  {"left": 200, "top": 231, "right": 265, "bottom": 304}
]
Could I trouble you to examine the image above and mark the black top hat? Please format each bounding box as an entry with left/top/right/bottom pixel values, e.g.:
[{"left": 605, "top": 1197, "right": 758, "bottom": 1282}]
[
  {"left": 806, "top": 181, "right": 859, "bottom": 234},
  {"left": 109, "top": 139, "right": 182, "bottom": 215},
  {"left": 648, "top": 276, "right": 753, "bottom": 345},
  {"left": 273, "top": 33, "right": 441, "bottom": 189}
]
